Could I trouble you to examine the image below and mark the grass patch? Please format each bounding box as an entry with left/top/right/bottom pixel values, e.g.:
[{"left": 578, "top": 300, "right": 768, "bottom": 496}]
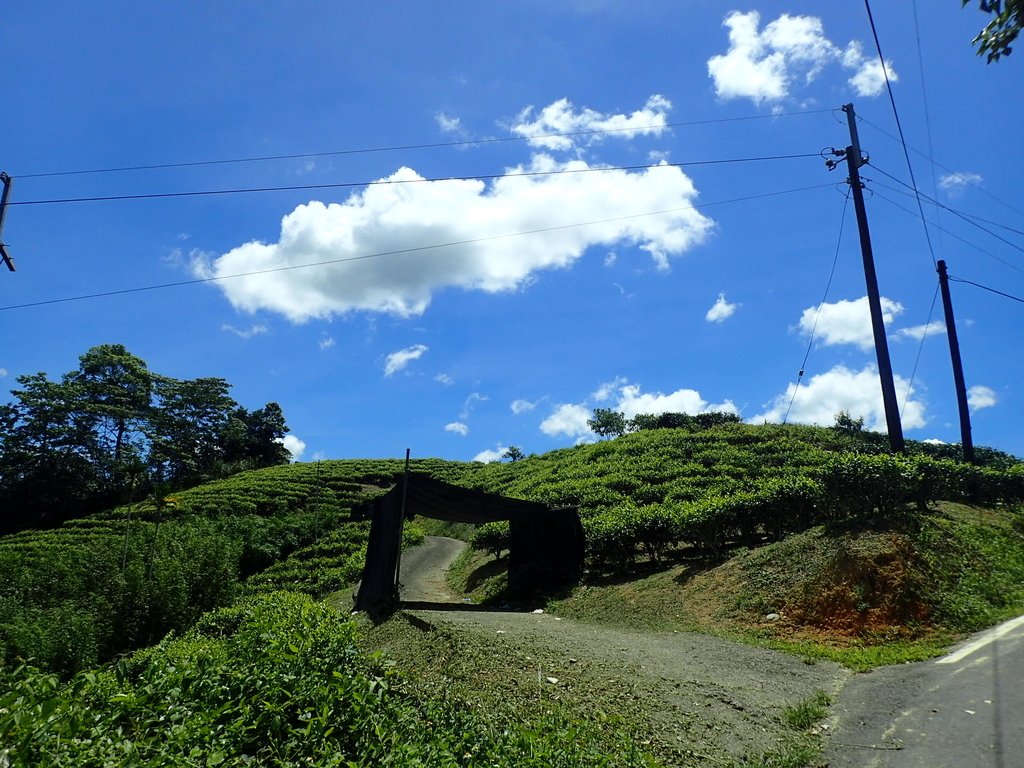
[
  {"left": 783, "top": 690, "right": 831, "bottom": 730},
  {"left": 359, "top": 612, "right": 662, "bottom": 766},
  {"left": 446, "top": 545, "right": 512, "bottom": 603}
]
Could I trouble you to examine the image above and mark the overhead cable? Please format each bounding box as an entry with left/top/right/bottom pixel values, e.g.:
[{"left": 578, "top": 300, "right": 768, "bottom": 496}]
[
  {"left": 784, "top": 190, "right": 851, "bottom": 424},
  {"left": 9, "top": 154, "right": 824, "bottom": 207},
  {"left": 863, "top": 0, "right": 937, "bottom": 268},
  {"left": 16, "top": 108, "right": 834, "bottom": 179},
  {"left": 866, "top": 167, "right": 1024, "bottom": 257},
  {"left": 867, "top": 187, "right": 1024, "bottom": 276},
  {"left": 0, "top": 182, "right": 833, "bottom": 313},
  {"left": 949, "top": 276, "right": 1024, "bottom": 305},
  {"left": 857, "top": 114, "right": 1024, "bottom": 220}
]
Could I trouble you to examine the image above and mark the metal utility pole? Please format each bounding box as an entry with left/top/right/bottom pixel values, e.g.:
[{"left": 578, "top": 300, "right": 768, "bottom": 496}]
[
  {"left": 830, "top": 104, "right": 905, "bottom": 452},
  {"left": 937, "top": 260, "right": 975, "bottom": 463},
  {"left": 0, "top": 173, "right": 15, "bottom": 272}
]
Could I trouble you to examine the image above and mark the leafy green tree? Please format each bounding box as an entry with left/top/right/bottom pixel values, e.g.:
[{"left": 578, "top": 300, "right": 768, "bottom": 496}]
[
  {"left": 965, "top": 0, "right": 1022, "bottom": 61},
  {"left": 68, "top": 344, "right": 153, "bottom": 466},
  {"left": 502, "top": 445, "right": 526, "bottom": 462},
  {"left": 221, "top": 402, "right": 290, "bottom": 469},
  {"left": 147, "top": 376, "right": 237, "bottom": 486},
  {"left": 588, "top": 408, "right": 627, "bottom": 438},
  {"left": 0, "top": 373, "right": 102, "bottom": 530},
  {"left": 833, "top": 410, "right": 865, "bottom": 435},
  {"left": 0, "top": 345, "right": 293, "bottom": 530}
]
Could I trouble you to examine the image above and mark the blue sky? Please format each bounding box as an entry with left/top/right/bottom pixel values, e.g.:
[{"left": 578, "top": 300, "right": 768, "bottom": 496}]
[{"left": 3, "top": 1, "right": 1021, "bottom": 462}]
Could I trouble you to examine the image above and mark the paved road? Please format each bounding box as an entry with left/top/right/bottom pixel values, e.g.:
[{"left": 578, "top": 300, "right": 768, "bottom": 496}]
[{"left": 825, "top": 615, "right": 1024, "bottom": 767}]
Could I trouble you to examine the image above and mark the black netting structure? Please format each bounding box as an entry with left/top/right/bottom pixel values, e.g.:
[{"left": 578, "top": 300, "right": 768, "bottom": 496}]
[{"left": 355, "top": 473, "right": 583, "bottom": 617}]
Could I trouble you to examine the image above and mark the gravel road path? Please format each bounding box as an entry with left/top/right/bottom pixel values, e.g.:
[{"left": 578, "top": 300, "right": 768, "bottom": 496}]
[
  {"left": 397, "top": 535, "right": 467, "bottom": 603},
  {"left": 382, "top": 537, "right": 850, "bottom": 764}
]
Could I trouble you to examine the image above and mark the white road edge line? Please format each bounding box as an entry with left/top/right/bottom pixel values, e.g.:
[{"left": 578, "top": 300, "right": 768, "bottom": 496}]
[{"left": 936, "top": 614, "right": 1024, "bottom": 665}]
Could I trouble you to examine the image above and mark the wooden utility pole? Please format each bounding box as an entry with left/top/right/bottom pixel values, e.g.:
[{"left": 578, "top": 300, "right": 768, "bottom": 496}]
[
  {"left": 0, "top": 173, "right": 15, "bottom": 272},
  {"left": 937, "top": 260, "right": 975, "bottom": 463},
  {"left": 836, "top": 103, "right": 905, "bottom": 452}
]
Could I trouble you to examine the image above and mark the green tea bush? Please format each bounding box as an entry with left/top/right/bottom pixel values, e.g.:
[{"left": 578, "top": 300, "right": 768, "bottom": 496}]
[
  {"left": 470, "top": 521, "right": 510, "bottom": 559},
  {"left": 0, "top": 593, "right": 657, "bottom": 767}
]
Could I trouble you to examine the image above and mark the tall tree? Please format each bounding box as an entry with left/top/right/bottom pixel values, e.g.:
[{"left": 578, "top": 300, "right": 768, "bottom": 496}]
[
  {"left": 147, "top": 376, "right": 237, "bottom": 487},
  {"left": 588, "top": 408, "right": 627, "bottom": 438},
  {"left": 0, "top": 373, "right": 101, "bottom": 530},
  {"left": 221, "top": 402, "right": 290, "bottom": 469}
]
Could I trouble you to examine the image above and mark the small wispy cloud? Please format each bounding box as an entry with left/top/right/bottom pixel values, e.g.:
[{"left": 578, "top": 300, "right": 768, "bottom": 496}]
[
  {"left": 895, "top": 321, "right": 946, "bottom": 341},
  {"left": 222, "top": 323, "right": 268, "bottom": 339},
  {"left": 435, "top": 373, "right": 453, "bottom": 385},
  {"left": 444, "top": 421, "right": 469, "bottom": 436},
  {"left": 705, "top": 293, "right": 738, "bottom": 323},
  {"left": 938, "top": 172, "right": 983, "bottom": 193},
  {"left": 319, "top": 335, "right": 336, "bottom": 350},
  {"left": 967, "top": 385, "right": 997, "bottom": 412},
  {"left": 435, "top": 112, "right": 464, "bottom": 135},
  {"left": 459, "top": 392, "right": 489, "bottom": 420},
  {"left": 0, "top": 368, "right": 7, "bottom": 378},
  {"left": 384, "top": 344, "right": 428, "bottom": 377},
  {"left": 511, "top": 398, "right": 537, "bottom": 415}
]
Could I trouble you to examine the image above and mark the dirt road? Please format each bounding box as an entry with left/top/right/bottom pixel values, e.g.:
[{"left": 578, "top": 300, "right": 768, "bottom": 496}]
[
  {"left": 396, "top": 535, "right": 467, "bottom": 603},
  {"left": 377, "top": 536, "right": 850, "bottom": 765}
]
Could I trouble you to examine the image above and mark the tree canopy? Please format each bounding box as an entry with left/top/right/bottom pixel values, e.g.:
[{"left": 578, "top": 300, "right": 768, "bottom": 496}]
[
  {"left": 966, "top": 0, "right": 1022, "bottom": 61},
  {"left": 0, "top": 345, "right": 292, "bottom": 532}
]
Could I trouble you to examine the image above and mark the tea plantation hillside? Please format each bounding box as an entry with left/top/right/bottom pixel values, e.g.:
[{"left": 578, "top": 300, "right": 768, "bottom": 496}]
[
  {"left": 3, "top": 421, "right": 1021, "bottom": 677},
  {"left": 2, "top": 422, "right": 1023, "bottom": 767}
]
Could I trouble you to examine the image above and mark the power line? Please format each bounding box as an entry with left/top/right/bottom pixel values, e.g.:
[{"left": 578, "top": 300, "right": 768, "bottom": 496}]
[
  {"left": 784, "top": 190, "right": 851, "bottom": 425},
  {"left": 0, "top": 182, "right": 833, "bottom": 313},
  {"left": 15, "top": 109, "right": 834, "bottom": 180},
  {"left": 911, "top": 0, "right": 946, "bottom": 261},
  {"left": 867, "top": 186, "right": 1024, "bottom": 276},
  {"left": 857, "top": 113, "right": 1024, "bottom": 220},
  {"left": 866, "top": 167, "right": 1024, "bottom": 257},
  {"left": 863, "top": 0, "right": 937, "bottom": 269},
  {"left": 949, "top": 275, "right": 1024, "bottom": 305},
  {"left": 900, "top": 282, "right": 940, "bottom": 419},
  {"left": 9, "top": 154, "right": 823, "bottom": 207}
]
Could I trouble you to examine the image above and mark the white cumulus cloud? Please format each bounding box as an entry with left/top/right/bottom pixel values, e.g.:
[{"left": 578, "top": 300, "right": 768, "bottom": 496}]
[
  {"left": 277, "top": 434, "right": 307, "bottom": 461},
  {"left": 539, "top": 380, "right": 737, "bottom": 441},
  {"left": 705, "top": 293, "right": 738, "bottom": 323},
  {"left": 384, "top": 344, "right": 428, "bottom": 377},
  {"left": 511, "top": 95, "right": 672, "bottom": 151},
  {"left": 473, "top": 445, "right": 509, "bottom": 463},
  {"left": 841, "top": 41, "right": 897, "bottom": 97},
  {"left": 753, "top": 364, "right": 926, "bottom": 431},
  {"left": 540, "top": 403, "right": 594, "bottom": 440},
  {"left": 196, "top": 145, "right": 714, "bottom": 321},
  {"left": 799, "top": 296, "right": 904, "bottom": 351},
  {"left": 707, "top": 12, "right": 896, "bottom": 104},
  {"left": 445, "top": 421, "right": 470, "bottom": 436},
  {"left": 967, "top": 385, "right": 997, "bottom": 412}
]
